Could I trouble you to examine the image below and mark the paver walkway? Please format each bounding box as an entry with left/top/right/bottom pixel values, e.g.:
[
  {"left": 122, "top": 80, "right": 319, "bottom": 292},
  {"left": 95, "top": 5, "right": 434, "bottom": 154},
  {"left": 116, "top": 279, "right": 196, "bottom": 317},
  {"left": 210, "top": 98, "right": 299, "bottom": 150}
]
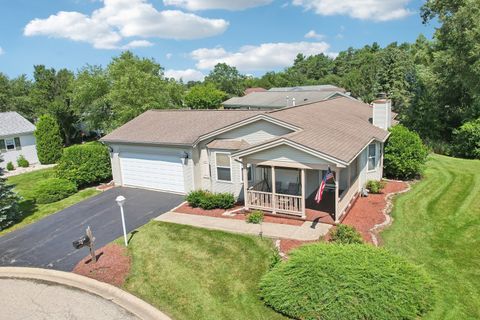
[{"left": 156, "top": 212, "right": 332, "bottom": 241}]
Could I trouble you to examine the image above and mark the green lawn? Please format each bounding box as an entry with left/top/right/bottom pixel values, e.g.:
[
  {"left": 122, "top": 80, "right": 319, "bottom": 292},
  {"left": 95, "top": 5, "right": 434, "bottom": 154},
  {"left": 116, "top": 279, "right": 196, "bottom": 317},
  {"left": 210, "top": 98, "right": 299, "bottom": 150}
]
[
  {"left": 121, "top": 221, "right": 287, "bottom": 320},
  {"left": 1, "top": 168, "right": 100, "bottom": 235},
  {"left": 382, "top": 154, "right": 480, "bottom": 319}
]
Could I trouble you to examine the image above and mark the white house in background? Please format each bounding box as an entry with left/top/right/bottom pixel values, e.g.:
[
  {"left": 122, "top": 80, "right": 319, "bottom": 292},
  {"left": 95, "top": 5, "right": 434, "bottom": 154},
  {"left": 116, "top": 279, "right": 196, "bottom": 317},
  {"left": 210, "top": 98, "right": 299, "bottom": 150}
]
[
  {"left": 101, "top": 97, "right": 393, "bottom": 223},
  {"left": 0, "top": 112, "right": 39, "bottom": 168}
]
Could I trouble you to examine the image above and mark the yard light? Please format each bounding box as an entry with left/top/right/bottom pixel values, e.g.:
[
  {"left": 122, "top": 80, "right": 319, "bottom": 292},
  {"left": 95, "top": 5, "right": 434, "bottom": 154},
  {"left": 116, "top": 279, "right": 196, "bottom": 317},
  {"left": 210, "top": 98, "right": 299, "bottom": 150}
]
[{"left": 115, "top": 195, "right": 128, "bottom": 247}]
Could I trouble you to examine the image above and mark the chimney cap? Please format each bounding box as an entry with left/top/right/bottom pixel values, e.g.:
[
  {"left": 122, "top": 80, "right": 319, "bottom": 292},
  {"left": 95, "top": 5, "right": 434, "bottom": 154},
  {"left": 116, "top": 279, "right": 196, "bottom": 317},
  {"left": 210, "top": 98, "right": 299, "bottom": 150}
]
[{"left": 376, "top": 92, "right": 387, "bottom": 99}]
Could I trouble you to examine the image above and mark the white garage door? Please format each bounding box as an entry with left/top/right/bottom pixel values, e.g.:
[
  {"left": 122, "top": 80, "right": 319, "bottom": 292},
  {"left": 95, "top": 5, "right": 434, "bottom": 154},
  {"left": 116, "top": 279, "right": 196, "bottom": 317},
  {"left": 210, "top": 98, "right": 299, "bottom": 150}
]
[{"left": 120, "top": 152, "right": 185, "bottom": 193}]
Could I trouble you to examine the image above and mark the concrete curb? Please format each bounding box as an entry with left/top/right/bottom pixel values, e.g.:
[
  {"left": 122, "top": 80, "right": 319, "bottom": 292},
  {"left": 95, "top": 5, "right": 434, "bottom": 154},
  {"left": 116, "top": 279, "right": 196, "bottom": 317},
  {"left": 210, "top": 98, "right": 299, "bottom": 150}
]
[{"left": 0, "top": 267, "right": 171, "bottom": 320}]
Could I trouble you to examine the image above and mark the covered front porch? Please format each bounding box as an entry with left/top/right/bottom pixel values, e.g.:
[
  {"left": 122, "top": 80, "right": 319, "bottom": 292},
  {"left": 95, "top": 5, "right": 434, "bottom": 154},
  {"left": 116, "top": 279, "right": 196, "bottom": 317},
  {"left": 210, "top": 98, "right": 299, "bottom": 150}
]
[{"left": 237, "top": 143, "right": 361, "bottom": 223}]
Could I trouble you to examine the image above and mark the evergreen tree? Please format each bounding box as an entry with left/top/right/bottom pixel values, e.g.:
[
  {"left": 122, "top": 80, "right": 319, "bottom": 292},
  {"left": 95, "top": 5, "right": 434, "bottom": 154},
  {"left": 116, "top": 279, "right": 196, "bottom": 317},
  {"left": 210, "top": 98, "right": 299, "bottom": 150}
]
[
  {"left": 0, "top": 156, "right": 21, "bottom": 230},
  {"left": 35, "top": 114, "right": 63, "bottom": 164}
]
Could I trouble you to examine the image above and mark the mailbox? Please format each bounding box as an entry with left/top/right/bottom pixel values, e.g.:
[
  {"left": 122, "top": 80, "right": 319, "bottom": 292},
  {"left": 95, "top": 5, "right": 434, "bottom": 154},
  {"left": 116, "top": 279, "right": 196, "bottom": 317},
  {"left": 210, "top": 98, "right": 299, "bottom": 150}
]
[{"left": 72, "top": 235, "right": 91, "bottom": 249}]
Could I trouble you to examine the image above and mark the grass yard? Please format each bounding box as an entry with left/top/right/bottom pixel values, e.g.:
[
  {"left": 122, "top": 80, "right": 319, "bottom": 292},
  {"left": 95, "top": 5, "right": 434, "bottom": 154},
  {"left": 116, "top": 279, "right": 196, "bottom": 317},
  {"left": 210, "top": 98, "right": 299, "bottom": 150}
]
[
  {"left": 121, "top": 221, "right": 287, "bottom": 320},
  {"left": 1, "top": 168, "right": 100, "bottom": 235},
  {"left": 382, "top": 154, "right": 480, "bottom": 319}
]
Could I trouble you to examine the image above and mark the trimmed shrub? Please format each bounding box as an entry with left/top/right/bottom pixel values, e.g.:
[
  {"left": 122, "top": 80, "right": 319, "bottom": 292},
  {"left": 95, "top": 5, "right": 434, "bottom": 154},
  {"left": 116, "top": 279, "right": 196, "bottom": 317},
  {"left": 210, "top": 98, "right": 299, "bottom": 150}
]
[
  {"left": 452, "top": 118, "right": 480, "bottom": 159},
  {"left": 33, "top": 178, "right": 77, "bottom": 204},
  {"left": 330, "top": 224, "right": 363, "bottom": 244},
  {"left": 384, "top": 125, "right": 429, "bottom": 180},
  {"left": 55, "top": 143, "right": 111, "bottom": 188},
  {"left": 185, "top": 190, "right": 235, "bottom": 210},
  {"left": 35, "top": 114, "right": 63, "bottom": 164},
  {"left": 6, "top": 162, "right": 14, "bottom": 171},
  {"left": 260, "top": 243, "right": 434, "bottom": 320},
  {"left": 186, "top": 190, "right": 207, "bottom": 208},
  {"left": 366, "top": 180, "right": 386, "bottom": 194},
  {"left": 17, "top": 155, "right": 29, "bottom": 168},
  {"left": 247, "top": 210, "right": 264, "bottom": 224}
]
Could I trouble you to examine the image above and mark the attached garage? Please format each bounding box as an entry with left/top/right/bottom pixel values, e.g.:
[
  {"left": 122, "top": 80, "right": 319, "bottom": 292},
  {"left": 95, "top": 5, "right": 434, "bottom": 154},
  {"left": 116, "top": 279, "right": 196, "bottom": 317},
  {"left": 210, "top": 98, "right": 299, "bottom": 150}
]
[{"left": 119, "top": 152, "right": 186, "bottom": 193}]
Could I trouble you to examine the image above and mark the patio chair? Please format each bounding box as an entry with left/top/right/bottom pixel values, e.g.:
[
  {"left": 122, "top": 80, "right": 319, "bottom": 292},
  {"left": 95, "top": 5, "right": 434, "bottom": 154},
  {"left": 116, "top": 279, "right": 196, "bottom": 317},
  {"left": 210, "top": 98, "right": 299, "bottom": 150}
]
[
  {"left": 275, "top": 181, "right": 282, "bottom": 193},
  {"left": 286, "top": 182, "right": 300, "bottom": 195}
]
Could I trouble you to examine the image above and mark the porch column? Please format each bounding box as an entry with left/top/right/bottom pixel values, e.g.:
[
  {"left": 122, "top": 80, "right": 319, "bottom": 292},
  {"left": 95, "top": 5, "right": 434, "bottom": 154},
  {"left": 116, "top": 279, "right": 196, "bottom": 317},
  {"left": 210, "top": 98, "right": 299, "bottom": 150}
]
[
  {"left": 271, "top": 166, "right": 276, "bottom": 214},
  {"left": 334, "top": 167, "right": 340, "bottom": 223},
  {"left": 243, "top": 161, "right": 249, "bottom": 210},
  {"left": 300, "top": 168, "right": 306, "bottom": 219}
]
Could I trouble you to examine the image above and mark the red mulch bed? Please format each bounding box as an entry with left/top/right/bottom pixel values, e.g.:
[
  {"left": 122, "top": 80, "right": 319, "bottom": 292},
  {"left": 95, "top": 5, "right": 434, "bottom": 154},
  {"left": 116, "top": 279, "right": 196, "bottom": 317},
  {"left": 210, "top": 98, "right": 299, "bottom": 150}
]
[
  {"left": 278, "top": 239, "right": 316, "bottom": 253},
  {"left": 340, "top": 180, "right": 408, "bottom": 244},
  {"left": 72, "top": 243, "right": 131, "bottom": 287},
  {"left": 174, "top": 203, "right": 303, "bottom": 226}
]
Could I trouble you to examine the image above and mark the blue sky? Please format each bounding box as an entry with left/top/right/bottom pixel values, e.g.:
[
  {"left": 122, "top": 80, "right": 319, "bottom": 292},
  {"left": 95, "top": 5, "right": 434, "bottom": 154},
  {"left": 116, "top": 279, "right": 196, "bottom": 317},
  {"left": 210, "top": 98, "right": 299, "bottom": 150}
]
[{"left": 0, "top": 0, "right": 436, "bottom": 81}]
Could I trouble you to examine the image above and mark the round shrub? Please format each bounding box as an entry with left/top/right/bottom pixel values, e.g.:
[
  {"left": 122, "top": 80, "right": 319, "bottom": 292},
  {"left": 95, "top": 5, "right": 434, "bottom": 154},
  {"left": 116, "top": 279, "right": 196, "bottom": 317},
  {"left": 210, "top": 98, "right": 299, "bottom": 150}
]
[
  {"left": 366, "top": 180, "right": 386, "bottom": 194},
  {"left": 6, "top": 162, "right": 14, "bottom": 171},
  {"left": 260, "top": 243, "right": 434, "bottom": 320},
  {"left": 17, "top": 155, "right": 29, "bottom": 168},
  {"left": 384, "top": 125, "right": 429, "bottom": 180},
  {"left": 186, "top": 190, "right": 207, "bottom": 207},
  {"left": 247, "top": 210, "right": 264, "bottom": 224},
  {"left": 34, "top": 114, "right": 63, "bottom": 164},
  {"left": 452, "top": 117, "right": 480, "bottom": 159},
  {"left": 33, "top": 178, "right": 77, "bottom": 204},
  {"left": 55, "top": 142, "right": 112, "bottom": 188},
  {"left": 330, "top": 224, "right": 363, "bottom": 244}
]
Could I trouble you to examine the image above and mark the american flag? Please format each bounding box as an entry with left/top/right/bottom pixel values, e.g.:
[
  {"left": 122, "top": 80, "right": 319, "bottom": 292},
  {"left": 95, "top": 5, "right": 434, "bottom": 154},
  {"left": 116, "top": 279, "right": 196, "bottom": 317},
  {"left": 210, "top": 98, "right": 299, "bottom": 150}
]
[{"left": 315, "top": 168, "right": 334, "bottom": 203}]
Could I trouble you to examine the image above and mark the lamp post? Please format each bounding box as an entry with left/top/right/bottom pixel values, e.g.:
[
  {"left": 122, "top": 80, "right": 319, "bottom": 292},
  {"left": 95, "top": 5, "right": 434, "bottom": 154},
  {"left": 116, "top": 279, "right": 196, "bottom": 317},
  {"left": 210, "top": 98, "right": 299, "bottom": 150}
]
[{"left": 115, "top": 195, "right": 128, "bottom": 247}]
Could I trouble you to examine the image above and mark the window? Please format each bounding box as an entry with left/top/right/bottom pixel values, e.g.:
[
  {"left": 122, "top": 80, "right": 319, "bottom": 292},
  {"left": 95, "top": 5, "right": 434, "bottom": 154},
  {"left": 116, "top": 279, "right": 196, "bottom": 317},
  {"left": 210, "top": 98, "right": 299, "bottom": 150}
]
[
  {"left": 240, "top": 164, "right": 253, "bottom": 182},
  {"left": 5, "top": 139, "right": 15, "bottom": 151},
  {"left": 215, "top": 152, "right": 231, "bottom": 182},
  {"left": 1, "top": 137, "right": 21, "bottom": 152},
  {"left": 368, "top": 143, "right": 377, "bottom": 171}
]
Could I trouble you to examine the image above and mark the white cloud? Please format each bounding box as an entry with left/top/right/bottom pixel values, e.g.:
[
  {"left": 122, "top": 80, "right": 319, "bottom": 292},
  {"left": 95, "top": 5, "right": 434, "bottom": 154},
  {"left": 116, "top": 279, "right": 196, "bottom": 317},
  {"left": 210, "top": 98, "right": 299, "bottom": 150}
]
[
  {"left": 163, "top": 0, "right": 272, "bottom": 11},
  {"left": 165, "top": 68, "right": 205, "bottom": 82},
  {"left": 304, "top": 30, "right": 325, "bottom": 40},
  {"left": 0, "top": 47, "right": 4, "bottom": 55},
  {"left": 121, "top": 40, "right": 154, "bottom": 49},
  {"left": 166, "top": 53, "right": 173, "bottom": 59},
  {"left": 191, "top": 41, "right": 334, "bottom": 71},
  {"left": 24, "top": 0, "right": 229, "bottom": 49},
  {"left": 292, "top": 0, "right": 413, "bottom": 21}
]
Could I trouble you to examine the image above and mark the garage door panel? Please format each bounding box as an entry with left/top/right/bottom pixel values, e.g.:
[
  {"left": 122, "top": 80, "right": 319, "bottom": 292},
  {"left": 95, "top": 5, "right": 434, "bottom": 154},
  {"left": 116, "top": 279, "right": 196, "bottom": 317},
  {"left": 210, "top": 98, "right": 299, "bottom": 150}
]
[{"left": 120, "top": 152, "right": 185, "bottom": 193}]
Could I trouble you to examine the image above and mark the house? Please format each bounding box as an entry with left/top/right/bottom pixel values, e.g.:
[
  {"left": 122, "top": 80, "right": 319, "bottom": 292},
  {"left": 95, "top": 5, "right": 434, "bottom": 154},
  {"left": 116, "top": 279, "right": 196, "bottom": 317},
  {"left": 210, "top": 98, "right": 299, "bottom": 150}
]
[
  {"left": 0, "top": 112, "right": 39, "bottom": 168},
  {"left": 101, "top": 97, "right": 392, "bottom": 223},
  {"left": 223, "top": 85, "right": 355, "bottom": 110}
]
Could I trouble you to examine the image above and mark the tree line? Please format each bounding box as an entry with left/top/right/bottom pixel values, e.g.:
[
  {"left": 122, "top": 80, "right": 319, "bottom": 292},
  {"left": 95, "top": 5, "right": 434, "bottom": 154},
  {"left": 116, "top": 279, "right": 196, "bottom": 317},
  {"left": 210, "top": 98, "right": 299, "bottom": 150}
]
[{"left": 0, "top": 0, "right": 478, "bottom": 157}]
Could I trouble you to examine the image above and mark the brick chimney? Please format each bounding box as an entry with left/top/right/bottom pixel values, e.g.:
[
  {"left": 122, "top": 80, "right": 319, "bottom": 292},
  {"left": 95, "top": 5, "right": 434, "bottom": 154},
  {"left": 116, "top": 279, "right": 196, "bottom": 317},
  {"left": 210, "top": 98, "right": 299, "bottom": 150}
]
[{"left": 372, "top": 93, "right": 392, "bottom": 130}]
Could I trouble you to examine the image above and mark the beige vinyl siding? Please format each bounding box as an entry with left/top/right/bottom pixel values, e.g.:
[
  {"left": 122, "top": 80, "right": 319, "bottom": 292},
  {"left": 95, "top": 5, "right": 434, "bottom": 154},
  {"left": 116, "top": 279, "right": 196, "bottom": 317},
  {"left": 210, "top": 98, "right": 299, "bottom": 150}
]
[
  {"left": 208, "top": 148, "right": 244, "bottom": 199},
  {"left": 246, "top": 145, "right": 331, "bottom": 165},
  {"left": 216, "top": 119, "right": 292, "bottom": 145}
]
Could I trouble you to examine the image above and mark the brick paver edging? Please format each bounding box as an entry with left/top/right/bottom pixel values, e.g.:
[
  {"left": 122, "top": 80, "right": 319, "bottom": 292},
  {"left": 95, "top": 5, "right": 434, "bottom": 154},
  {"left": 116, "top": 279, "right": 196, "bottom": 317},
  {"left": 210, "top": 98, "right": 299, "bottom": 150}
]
[{"left": 0, "top": 267, "right": 171, "bottom": 320}]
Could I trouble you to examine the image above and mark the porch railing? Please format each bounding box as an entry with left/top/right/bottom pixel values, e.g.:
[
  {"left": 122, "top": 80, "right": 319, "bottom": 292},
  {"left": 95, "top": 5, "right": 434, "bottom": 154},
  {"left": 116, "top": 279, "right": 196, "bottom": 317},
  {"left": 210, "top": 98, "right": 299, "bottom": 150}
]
[{"left": 247, "top": 190, "right": 303, "bottom": 217}]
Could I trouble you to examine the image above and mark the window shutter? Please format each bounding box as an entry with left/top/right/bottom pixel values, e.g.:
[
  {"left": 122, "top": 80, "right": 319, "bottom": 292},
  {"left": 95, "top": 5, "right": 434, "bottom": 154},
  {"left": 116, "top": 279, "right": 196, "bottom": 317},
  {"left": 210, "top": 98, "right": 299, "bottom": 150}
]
[
  {"left": 0, "top": 139, "right": 5, "bottom": 152},
  {"left": 14, "top": 137, "right": 21, "bottom": 150}
]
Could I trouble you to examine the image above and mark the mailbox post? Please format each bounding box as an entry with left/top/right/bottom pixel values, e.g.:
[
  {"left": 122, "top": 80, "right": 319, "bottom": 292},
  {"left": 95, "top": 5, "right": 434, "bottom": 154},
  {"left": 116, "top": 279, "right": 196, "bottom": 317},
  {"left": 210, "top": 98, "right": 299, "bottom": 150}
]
[{"left": 116, "top": 195, "right": 128, "bottom": 247}]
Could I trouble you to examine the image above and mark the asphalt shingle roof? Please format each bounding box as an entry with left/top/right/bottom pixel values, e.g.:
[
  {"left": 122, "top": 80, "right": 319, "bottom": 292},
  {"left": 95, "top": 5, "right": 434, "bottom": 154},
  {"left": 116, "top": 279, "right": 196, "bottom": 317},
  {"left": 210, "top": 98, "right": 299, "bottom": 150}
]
[
  {"left": 102, "top": 110, "right": 263, "bottom": 145},
  {"left": 102, "top": 97, "right": 389, "bottom": 164},
  {"left": 0, "top": 112, "right": 36, "bottom": 137},
  {"left": 223, "top": 91, "right": 338, "bottom": 108}
]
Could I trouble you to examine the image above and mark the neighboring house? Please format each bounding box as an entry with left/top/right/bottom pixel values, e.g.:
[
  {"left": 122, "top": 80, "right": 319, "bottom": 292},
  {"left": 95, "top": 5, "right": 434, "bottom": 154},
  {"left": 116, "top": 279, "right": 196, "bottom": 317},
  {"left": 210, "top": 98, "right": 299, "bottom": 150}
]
[
  {"left": 102, "top": 97, "right": 393, "bottom": 223},
  {"left": 244, "top": 87, "right": 267, "bottom": 95},
  {"left": 0, "top": 112, "right": 39, "bottom": 168},
  {"left": 224, "top": 85, "right": 356, "bottom": 110}
]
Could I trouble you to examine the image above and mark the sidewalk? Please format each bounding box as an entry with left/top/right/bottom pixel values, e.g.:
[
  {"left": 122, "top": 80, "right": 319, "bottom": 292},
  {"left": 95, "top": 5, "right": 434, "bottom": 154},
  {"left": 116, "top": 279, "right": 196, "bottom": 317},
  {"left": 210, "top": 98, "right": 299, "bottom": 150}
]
[{"left": 155, "top": 212, "right": 332, "bottom": 241}]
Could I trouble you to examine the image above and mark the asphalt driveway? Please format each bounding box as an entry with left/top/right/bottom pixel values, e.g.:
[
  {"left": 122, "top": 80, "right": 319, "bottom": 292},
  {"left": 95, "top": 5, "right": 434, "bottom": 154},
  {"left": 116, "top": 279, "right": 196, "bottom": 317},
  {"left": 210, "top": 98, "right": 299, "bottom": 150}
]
[{"left": 0, "top": 187, "right": 183, "bottom": 271}]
